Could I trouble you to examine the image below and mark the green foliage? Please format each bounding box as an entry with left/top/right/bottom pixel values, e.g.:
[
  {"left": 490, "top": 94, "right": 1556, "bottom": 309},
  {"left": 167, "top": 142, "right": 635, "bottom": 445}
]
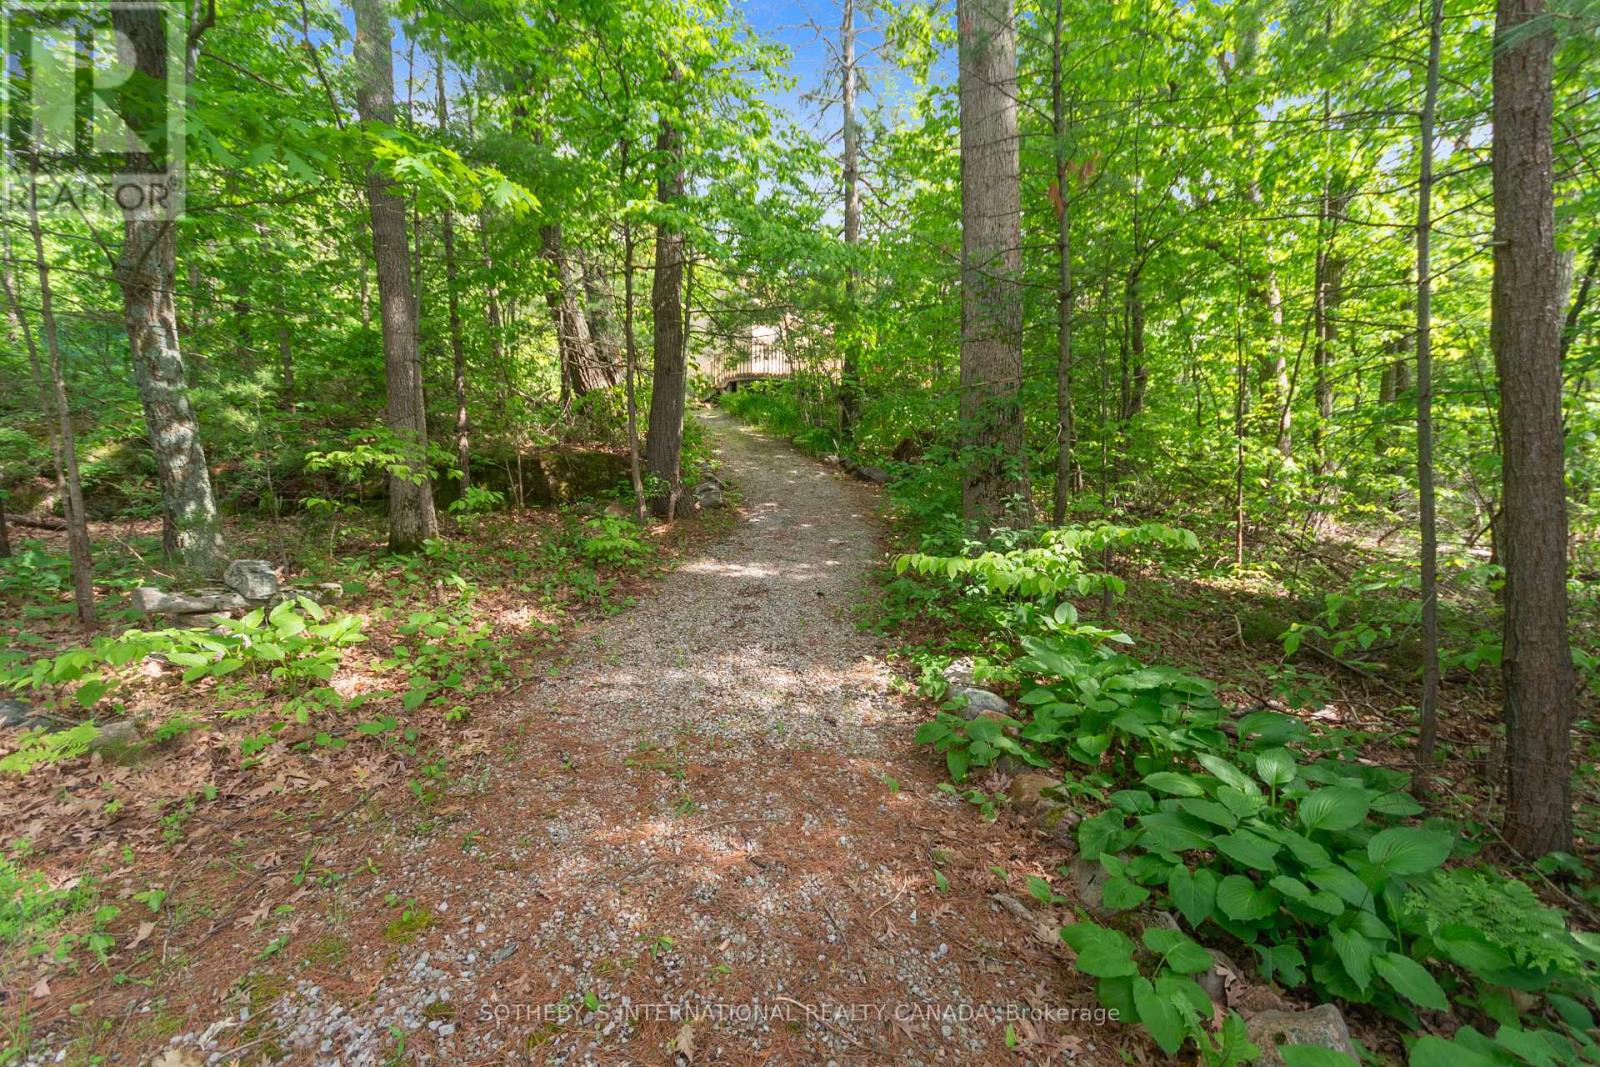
[
  {"left": 904, "top": 533, "right": 1600, "bottom": 1061},
  {"left": 576, "top": 515, "right": 652, "bottom": 569},
  {"left": 0, "top": 598, "right": 366, "bottom": 770}
]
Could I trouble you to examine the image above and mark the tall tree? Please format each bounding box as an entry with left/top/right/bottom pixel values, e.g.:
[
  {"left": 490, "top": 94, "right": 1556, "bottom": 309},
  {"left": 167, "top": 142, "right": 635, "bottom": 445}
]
[
  {"left": 352, "top": 0, "right": 438, "bottom": 551},
  {"left": 111, "top": 6, "right": 226, "bottom": 573},
  {"left": 644, "top": 102, "right": 688, "bottom": 518},
  {"left": 26, "top": 202, "right": 96, "bottom": 624},
  {"left": 1493, "top": 0, "right": 1574, "bottom": 854},
  {"left": 1415, "top": 0, "right": 1444, "bottom": 766},
  {"left": 838, "top": 0, "right": 863, "bottom": 442},
  {"left": 1049, "top": 0, "right": 1075, "bottom": 524},
  {"left": 956, "top": 0, "right": 1026, "bottom": 529},
  {"left": 437, "top": 60, "right": 471, "bottom": 490}
]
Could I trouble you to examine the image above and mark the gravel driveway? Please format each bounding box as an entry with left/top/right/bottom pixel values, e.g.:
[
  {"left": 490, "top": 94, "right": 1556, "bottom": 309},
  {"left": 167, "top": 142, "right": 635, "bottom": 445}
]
[{"left": 164, "top": 411, "right": 1107, "bottom": 1066}]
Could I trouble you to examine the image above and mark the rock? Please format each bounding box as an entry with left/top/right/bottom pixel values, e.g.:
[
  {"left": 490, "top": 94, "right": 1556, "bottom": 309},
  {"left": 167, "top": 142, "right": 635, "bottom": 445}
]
[
  {"left": 990, "top": 893, "right": 1034, "bottom": 924},
  {"left": 694, "top": 483, "right": 726, "bottom": 509},
  {"left": 223, "top": 560, "right": 279, "bottom": 601},
  {"left": 1244, "top": 1004, "right": 1358, "bottom": 1066},
  {"left": 1199, "top": 948, "right": 1245, "bottom": 1007},
  {"left": 941, "top": 658, "right": 979, "bottom": 688},
  {"left": 168, "top": 612, "right": 232, "bottom": 631},
  {"left": 88, "top": 720, "right": 140, "bottom": 752},
  {"left": 994, "top": 753, "right": 1030, "bottom": 777},
  {"left": 854, "top": 465, "right": 889, "bottom": 485},
  {"left": 948, "top": 685, "right": 1012, "bottom": 719},
  {"left": 1010, "top": 772, "right": 1060, "bottom": 811},
  {"left": 132, "top": 587, "right": 247, "bottom": 615},
  {"left": 0, "top": 698, "right": 32, "bottom": 728},
  {"left": 312, "top": 582, "right": 345, "bottom": 602},
  {"left": 1032, "top": 801, "right": 1082, "bottom": 845},
  {"left": 1068, "top": 856, "right": 1109, "bottom": 910}
]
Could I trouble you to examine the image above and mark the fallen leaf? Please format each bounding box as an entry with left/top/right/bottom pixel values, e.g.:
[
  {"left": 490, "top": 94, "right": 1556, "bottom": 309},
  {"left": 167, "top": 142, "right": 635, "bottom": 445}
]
[
  {"left": 129, "top": 920, "right": 156, "bottom": 950},
  {"left": 671, "top": 1020, "right": 696, "bottom": 1062},
  {"left": 31, "top": 976, "right": 50, "bottom": 999}
]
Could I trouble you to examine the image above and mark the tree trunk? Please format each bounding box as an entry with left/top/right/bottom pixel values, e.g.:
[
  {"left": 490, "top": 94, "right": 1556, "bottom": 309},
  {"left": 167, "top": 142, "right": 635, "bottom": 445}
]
[
  {"left": 1415, "top": 0, "right": 1444, "bottom": 766},
  {"left": 352, "top": 0, "right": 438, "bottom": 552},
  {"left": 111, "top": 6, "right": 226, "bottom": 574},
  {"left": 1050, "top": 0, "right": 1075, "bottom": 525},
  {"left": 437, "top": 62, "right": 470, "bottom": 490},
  {"left": 541, "top": 224, "right": 608, "bottom": 399},
  {"left": 580, "top": 256, "right": 622, "bottom": 385},
  {"left": 839, "top": 0, "right": 863, "bottom": 442},
  {"left": 277, "top": 323, "right": 295, "bottom": 412},
  {"left": 1494, "top": 0, "right": 1574, "bottom": 856},
  {"left": 957, "top": 0, "right": 1026, "bottom": 530},
  {"left": 644, "top": 110, "right": 687, "bottom": 519},
  {"left": 27, "top": 198, "right": 96, "bottom": 624},
  {"left": 623, "top": 214, "right": 647, "bottom": 525}
]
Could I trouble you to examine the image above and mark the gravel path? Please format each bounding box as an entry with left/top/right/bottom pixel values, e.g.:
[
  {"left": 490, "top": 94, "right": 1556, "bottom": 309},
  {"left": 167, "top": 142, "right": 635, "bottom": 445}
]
[{"left": 162, "top": 411, "right": 1104, "bottom": 1066}]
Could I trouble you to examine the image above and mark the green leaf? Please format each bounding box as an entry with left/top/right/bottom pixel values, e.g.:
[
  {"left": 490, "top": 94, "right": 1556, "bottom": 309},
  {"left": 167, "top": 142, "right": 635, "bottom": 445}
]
[
  {"left": 1102, "top": 876, "right": 1150, "bottom": 911},
  {"left": 1367, "top": 827, "right": 1453, "bottom": 876},
  {"left": 1331, "top": 925, "right": 1374, "bottom": 990},
  {"left": 1374, "top": 952, "right": 1448, "bottom": 1012},
  {"left": 1216, "top": 875, "right": 1278, "bottom": 921},
  {"left": 1132, "top": 977, "right": 1186, "bottom": 1055},
  {"left": 1213, "top": 830, "right": 1282, "bottom": 871},
  {"left": 1409, "top": 1036, "right": 1497, "bottom": 1067},
  {"left": 914, "top": 721, "right": 950, "bottom": 744},
  {"left": 1137, "top": 812, "right": 1212, "bottom": 854},
  {"left": 1143, "top": 771, "right": 1205, "bottom": 797},
  {"left": 1298, "top": 786, "right": 1374, "bottom": 833},
  {"left": 1256, "top": 942, "right": 1306, "bottom": 986},
  {"left": 1060, "top": 922, "right": 1138, "bottom": 978},
  {"left": 1197, "top": 753, "right": 1255, "bottom": 792},
  {"left": 1168, "top": 865, "right": 1218, "bottom": 928},
  {"left": 1177, "top": 798, "right": 1238, "bottom": 829},
  {"left": 1255, "top": 747, "right": 1297, "bottom": 788},
  {"left": 1308, "top": 866, "right": 1375, "bottom": 909},
  {"left": 1142, "top": 928, "right": 1212, "bottom": 974}
]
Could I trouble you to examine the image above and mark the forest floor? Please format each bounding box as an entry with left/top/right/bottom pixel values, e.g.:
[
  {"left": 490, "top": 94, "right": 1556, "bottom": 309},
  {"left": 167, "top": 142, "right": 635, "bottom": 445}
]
[{"left": 27, "top": 412, "right": 1124, "bottom": 1067}]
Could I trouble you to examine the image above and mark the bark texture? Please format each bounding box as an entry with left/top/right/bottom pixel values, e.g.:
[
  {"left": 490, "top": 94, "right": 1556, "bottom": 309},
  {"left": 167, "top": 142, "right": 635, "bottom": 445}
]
[
  {"left": 838, "top": 0, "right": 863, "bottom": 442},
  {"left": 957, "top": 0, "right": 1027, "bottom": 529},
  {"left": 438, "top": 63, "right": 470, "bottom": 489},
  {"left": 112, "top": 6, "right": 225, "bottom": 574},
  {"left": 1493, "top": 0, "right": 1574, "bottom": 855},
  {"left": 644, "top": 113, "right": 687, "bottom": 518},
  {"left": 541, "top": 224, "right": 611, "bottom": 399},
  {"left": 352, "top": 0, "right": 438, "bottom": 552}
]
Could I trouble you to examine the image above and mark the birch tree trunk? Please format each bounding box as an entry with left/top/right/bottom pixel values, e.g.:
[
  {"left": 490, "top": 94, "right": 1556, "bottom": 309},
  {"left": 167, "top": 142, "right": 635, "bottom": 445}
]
[
  {"left": 352, "top": 0, "right": 438, "bottom": 552},
  {"left": 111, "top": 6, "right": 225, "bottom": 573},
  {"left": 1493, "top": 0, "right": 1575, "bottom": 855},
  {"left": 957, "top": 0, "right": 1026, "bottom": 530}
]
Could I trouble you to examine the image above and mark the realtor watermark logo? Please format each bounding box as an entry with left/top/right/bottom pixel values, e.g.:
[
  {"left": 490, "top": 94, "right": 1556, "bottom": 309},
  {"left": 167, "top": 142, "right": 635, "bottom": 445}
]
[{"left": 1, "top": 0, "right": 185, "bottom": 219}]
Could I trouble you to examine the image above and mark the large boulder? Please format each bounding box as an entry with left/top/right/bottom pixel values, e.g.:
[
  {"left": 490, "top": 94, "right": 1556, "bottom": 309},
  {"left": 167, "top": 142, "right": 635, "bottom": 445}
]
[
  {"left": 948, "top": 685, "right": 1012, "bottom": 719},
  {"left": 223, "top": 560, "right": 279, "bottom": 601},
  {"left": 132, "top": 588, "right": 248, "bottom": 615},
  {"left": 87, "top": 720, "right": 140, "bottom": 753},
  {"left": 1244, "top": 1004, "right": 1358, "bottom": 1066},
  {"left": 0, "top": 698, "right": 35, "bottom": 729}
]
